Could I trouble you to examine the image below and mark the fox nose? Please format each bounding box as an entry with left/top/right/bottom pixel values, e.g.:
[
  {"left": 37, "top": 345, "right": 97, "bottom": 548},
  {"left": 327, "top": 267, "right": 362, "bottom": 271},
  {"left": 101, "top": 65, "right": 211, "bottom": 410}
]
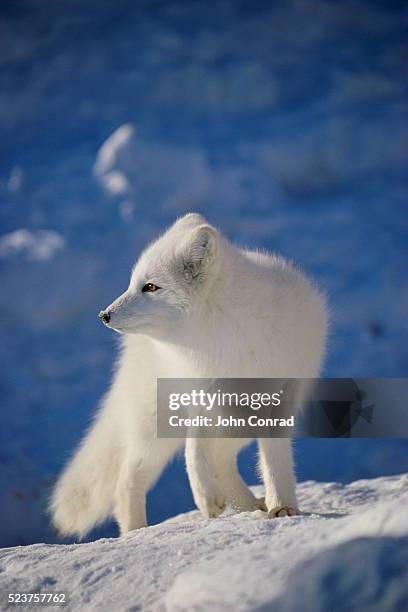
[{"left": 98, "top": 310, "right": 111, "bottom": 324}]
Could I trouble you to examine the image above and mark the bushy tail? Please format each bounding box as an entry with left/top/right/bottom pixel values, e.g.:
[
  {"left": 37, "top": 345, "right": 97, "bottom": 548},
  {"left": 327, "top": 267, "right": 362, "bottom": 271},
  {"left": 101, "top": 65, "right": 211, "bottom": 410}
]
[{"left": 50, "top": 404, "right": 121, "bottom": 539}]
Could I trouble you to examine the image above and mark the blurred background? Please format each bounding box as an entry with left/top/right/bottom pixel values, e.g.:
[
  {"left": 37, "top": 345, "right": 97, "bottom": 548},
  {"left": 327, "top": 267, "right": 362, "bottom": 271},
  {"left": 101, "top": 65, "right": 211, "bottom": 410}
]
[{"left": 0, "top": 0, "right": 407, "bottom": 547}]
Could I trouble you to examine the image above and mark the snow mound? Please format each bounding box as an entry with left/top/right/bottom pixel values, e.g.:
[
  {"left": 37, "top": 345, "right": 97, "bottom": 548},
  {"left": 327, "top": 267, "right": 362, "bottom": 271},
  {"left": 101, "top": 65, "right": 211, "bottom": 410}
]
[
  {"left": 93, "top": 123, "right": 209, "bottom": 215},
  {"left": 269, "top": 535, "right": 408, "bottom": 612},
  {"left": 93, "top": 124, "right": 134, "bottom": 196},
  {"left": 0, "top": 229, "right": 65, "bottom": 261},
  {"left": 0, "top": 475, "right": 407, "bottom": 611}
]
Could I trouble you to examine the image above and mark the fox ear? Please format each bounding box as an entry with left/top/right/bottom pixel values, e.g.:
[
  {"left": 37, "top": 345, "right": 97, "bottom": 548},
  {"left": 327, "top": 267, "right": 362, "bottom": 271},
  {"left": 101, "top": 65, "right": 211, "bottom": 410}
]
[
  {"left": 173, "top": 213, "right": 207, "bottom": 230},
  {"left": 177, "top": 224, "right": 218, "bottom": 280}
]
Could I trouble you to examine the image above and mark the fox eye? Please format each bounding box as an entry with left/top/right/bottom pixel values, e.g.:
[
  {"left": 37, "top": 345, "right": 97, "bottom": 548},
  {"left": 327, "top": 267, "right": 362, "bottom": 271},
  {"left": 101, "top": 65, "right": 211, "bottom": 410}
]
[{"left": 142, "top": 283, "right": 161, "bottom": 293}]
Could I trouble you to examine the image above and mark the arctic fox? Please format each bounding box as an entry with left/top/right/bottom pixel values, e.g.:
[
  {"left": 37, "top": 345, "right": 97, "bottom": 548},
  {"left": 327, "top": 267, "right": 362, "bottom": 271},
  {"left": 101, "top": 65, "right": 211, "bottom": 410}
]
[{"left": 50, "top": 213, "right": 327, "bottom": 537}]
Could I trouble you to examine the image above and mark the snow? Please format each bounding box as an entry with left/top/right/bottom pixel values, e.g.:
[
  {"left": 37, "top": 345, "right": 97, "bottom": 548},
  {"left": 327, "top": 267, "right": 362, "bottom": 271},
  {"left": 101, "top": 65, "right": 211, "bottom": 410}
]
[
  {"left": 0, "top": 229, "right": 65, "bottom": 261},
  {"left": 93, "top": 124, "right": 133, "bottom": 196},
  {"left": 0, "top": 475, "right": 407, "bottom": 611},
  {"left": 93, "top": 123, "right": 210, "bottom": 211},
  {"left": 0, "top": 0, "right": 407, "bottom": 548}
]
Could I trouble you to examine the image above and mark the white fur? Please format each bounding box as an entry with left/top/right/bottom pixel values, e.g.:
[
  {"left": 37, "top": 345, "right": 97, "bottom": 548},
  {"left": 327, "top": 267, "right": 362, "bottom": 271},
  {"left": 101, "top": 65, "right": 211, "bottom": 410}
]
[{"left": 50, "top": 213, "right": 328, "bottom": 537}]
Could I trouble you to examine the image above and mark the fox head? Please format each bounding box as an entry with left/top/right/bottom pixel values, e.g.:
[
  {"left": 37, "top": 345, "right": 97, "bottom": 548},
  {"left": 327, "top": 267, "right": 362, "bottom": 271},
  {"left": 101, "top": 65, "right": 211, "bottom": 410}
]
[{"left": 99, "top": 214, "right": 222, "bottom": 338}]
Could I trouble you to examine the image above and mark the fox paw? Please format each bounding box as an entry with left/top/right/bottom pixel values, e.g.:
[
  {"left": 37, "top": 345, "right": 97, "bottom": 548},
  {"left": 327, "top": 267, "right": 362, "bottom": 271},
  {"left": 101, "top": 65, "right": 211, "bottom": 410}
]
[
  {"left": 255, "top": 496, "right": 267, "bottom": 512},
  {"left": 196, "top": 493, "right": 226, "bottom": 519},
  {"left": 229, "top": 493, "right": 265, "bottom": 512},
  {"left": 268, "top": 505, "right": 299, "bottom": 518}
]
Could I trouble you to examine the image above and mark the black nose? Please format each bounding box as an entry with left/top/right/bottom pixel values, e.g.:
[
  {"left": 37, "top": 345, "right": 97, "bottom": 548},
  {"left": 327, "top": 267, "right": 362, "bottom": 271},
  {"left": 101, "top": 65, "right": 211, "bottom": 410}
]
[{"left": 98, "top": 310, "right": 111, "bottom": 324}]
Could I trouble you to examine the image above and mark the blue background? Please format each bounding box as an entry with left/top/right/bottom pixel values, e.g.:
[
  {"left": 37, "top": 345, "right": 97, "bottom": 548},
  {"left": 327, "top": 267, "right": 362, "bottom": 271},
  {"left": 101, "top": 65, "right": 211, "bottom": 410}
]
[{"left": 0, "top": 0, "right": 407, "bottom": 546}]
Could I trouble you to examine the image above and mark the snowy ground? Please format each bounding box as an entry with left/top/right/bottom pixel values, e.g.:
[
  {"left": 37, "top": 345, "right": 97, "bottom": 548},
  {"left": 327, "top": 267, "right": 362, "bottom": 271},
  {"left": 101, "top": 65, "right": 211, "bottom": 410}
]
[
  {"left": 1, "top": 474, "right": 407, "bottom": 611},
  {"left": 1, "top": 0, "right": 407, "bottom": 547}
]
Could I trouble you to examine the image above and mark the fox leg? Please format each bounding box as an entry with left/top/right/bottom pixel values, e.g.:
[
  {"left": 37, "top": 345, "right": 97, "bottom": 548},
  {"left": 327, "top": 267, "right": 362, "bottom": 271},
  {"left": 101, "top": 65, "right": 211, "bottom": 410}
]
[
  {"left": 257, "top": 438, "right": 299, "bottom": 517},
  {"left": 214, "top": 438, "right": 264, "bottom": 511},
  {"left": 115, "top": 459, "right": 148, "bottom": 533},
  {"left": 115, "top": 437, "right": 182, "bottom": 535},
  {"left": 186, "top": 438, "right": 261, "bottom": 518},
  {"left": 185, "top": 438, "right": 226, "bottom": 518}
]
